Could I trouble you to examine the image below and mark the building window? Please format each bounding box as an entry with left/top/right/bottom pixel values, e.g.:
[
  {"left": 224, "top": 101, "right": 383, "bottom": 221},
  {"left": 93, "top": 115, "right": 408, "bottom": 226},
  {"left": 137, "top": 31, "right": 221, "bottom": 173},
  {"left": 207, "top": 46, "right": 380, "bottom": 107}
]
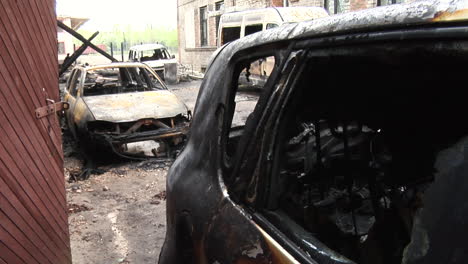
[
  {"left": 215, "top": 1, "right": 224, "bottom": 43},
  {"left": 200, "top": 6, "right": 208, "bottom": 46},
  {"left": 58, "top": 42, "right": 65, "bottom": 54}
]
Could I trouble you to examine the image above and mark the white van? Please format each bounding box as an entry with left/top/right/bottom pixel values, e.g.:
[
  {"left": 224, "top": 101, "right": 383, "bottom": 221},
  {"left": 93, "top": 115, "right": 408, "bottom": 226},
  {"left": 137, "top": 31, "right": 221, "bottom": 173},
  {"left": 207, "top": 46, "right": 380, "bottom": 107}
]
[
  {"left": 217, "top": 7, "right": 329, "bottom": 47},
  {"left": 128, "top": 44, "right": 176, "bottom": 80},
  {"left": 218, "top": 7, "right": 328, "bottom": 89}
]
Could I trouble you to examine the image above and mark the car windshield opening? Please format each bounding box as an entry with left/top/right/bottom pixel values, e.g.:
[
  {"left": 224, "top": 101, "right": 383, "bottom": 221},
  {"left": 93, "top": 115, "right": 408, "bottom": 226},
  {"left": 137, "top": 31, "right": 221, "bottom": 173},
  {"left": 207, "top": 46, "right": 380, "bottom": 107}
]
[
  {"left": 83, "top": 66, "right": 165, "bottom": 96},
  {"left": 139, "top": 48, "right": 170, "bottom": 61}
]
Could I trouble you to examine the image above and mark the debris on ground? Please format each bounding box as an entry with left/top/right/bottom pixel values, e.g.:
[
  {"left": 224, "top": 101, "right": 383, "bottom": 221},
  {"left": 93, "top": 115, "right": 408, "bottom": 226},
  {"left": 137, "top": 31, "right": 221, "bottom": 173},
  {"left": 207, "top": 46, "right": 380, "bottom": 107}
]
[
  {"left": 153, "top": 191, "right": 166, "bottom": 200},
  {"left": 68, "top": 203, "right": 92, "bottom": 214},
  {"left": 65, "top": 80, "right": 201, "bottom": 264}
]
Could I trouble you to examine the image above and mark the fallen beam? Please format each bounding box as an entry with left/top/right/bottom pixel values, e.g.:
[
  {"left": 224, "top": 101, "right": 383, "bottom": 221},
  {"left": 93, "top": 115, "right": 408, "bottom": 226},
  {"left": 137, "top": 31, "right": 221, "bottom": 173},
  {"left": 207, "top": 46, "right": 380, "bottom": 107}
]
[
  {"left": 59, "top": 31, "right": 99, "bottom": 76},
  {"left": 57, "top": 20, "right": 118, "bottom": 62}
]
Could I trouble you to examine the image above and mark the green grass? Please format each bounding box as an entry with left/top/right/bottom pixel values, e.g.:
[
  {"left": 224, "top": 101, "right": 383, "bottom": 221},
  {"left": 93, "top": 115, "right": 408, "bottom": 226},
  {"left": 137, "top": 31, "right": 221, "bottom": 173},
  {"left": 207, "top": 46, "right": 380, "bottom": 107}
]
[{"left": 74, "top": 25, "right": 178, "bottom": 52}]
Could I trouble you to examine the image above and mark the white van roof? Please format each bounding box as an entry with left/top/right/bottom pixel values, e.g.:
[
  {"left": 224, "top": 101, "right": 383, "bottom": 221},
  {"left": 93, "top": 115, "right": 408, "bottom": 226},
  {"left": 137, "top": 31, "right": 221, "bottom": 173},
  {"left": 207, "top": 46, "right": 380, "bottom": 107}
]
[
  {"left": 129, "top": 43, "right": 167, "bottom": 52},
  {"left": 220, "top": 6, "right": 329, "bottom": 25}
]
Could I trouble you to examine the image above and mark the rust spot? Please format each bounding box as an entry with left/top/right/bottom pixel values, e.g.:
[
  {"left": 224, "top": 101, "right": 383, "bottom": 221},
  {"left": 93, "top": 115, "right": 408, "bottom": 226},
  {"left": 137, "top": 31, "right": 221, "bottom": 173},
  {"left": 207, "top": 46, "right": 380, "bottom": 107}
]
[{"left": 433, "top": 9, "right": 468, "bottom": 22}]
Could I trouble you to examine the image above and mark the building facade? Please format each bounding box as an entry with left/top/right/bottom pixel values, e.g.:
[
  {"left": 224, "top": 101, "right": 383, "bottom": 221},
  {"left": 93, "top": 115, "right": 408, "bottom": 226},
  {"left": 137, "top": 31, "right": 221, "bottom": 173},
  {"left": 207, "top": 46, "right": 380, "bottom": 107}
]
[
  {"left": 57, "top": 16, "right": 89, "bottom": 64},
  {"left": 177, "top": 0, "right": 405, "bottom": 72}
]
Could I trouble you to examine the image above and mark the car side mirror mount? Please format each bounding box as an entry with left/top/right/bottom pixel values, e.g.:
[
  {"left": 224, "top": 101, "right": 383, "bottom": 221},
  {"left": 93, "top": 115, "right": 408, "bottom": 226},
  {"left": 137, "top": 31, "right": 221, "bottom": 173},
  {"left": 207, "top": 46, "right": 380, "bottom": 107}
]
[{"left": 171, "top": 55, "right": 175, "bottom": 59}]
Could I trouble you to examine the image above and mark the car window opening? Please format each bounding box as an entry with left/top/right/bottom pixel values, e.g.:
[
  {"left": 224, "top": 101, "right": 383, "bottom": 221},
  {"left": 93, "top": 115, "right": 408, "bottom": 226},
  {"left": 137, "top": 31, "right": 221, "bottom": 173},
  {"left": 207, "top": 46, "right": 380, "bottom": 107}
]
[
  {"left": 83, "top": 67, "right": 164, "bottom": 96},
  {"left": 226, "top": 55, "right": 275, "bottom": 157},
  {"left": 222, "top": 27, "right": 241, "bottom": 44},
  {"left": 260, "top": 41, "right": 468, "bottom": 264},
  {"left": 245, "top": 24, "right": 263, "bottom": 36},
  {"left": 139, "top": 48, "right": 171, "bottom": 62}
]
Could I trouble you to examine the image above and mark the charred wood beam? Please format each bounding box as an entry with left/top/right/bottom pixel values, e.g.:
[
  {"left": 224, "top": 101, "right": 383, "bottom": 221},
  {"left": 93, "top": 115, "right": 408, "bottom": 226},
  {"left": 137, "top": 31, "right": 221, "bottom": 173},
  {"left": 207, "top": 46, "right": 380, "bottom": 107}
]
[
  {"left": 57, "top": 20, "right": 118, "bottom": 62},
  {"left": 59, "top": 31, "right": 99, "bottom": 76}
]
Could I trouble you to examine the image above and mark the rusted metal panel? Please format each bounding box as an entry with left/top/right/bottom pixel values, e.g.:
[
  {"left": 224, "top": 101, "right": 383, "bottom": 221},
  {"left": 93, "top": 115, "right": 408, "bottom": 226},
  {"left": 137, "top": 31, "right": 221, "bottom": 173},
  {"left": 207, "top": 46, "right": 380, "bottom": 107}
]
[
  {"left": 35, "top": 101, "right": 69, "bottom": 119},
  {"left": 83, "top": 91, "right": 187, "bottom": 122},
  {"left": 0, "top": 0, "right": 71, "bottom": 263}
]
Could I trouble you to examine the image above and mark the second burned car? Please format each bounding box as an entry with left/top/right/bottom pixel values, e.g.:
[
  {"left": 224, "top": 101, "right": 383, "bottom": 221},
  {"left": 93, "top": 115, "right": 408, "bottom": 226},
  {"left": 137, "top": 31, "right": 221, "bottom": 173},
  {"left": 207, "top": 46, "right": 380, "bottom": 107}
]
[{"left": 63, "top": 62, "right": 190, "bottom": 159}]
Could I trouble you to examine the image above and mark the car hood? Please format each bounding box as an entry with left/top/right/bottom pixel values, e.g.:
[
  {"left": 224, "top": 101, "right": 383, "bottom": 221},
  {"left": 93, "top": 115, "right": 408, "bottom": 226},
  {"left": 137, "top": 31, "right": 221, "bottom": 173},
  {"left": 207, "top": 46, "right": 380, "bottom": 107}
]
[
  {"left": 143, "top": 59, "right": 177, "bottom": 68},
  {"left": 83, "top": 90, "right": 188, "bottom": 123}
]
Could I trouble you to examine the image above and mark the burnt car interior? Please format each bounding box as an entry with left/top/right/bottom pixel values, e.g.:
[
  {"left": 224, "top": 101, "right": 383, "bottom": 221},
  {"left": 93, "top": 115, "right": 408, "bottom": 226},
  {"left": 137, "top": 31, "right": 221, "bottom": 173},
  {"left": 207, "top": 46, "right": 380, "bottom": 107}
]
[
  {"left": 83, "top": 66, "right": 164, "bottom": 96},
  {"left": 225, "top": 39, "right": 468, "bottom": 264},
  {"left": 67, "top": 66, "right": 189, "bottom": 160}
]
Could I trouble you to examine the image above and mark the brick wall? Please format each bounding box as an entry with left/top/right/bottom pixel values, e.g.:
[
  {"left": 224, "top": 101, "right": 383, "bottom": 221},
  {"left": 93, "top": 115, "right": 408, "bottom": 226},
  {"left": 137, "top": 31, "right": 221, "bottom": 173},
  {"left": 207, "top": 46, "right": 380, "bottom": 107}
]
[
  {"left": 271, "top": 0, "right": 284, "bottom": 6},
  {"left": 177, "top": 0, "right": 410, "bottom": 72}
]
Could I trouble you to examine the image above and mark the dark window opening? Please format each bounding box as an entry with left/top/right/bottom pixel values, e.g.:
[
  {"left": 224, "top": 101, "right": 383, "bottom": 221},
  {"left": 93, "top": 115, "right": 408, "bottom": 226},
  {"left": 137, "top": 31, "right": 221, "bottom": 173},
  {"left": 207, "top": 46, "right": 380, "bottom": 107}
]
[
  {"left": 245, "top": 24, "right": 263, "bottom": 36},
  {"left": 200, "top": 6, "right": 208, "bottom": 46},
  {"left": 258, "top": 41, "right": 468, "bottom": 264},
  {"left": 221, "top": 27, "right": 241, "bottom": 45}
]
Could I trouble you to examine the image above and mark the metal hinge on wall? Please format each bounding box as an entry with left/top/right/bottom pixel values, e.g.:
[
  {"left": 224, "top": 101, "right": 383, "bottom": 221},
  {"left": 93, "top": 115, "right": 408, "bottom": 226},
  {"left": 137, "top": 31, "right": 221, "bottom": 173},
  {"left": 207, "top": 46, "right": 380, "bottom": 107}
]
[{"left": 35, "top": 100, "right": 69, "bottom": 119}]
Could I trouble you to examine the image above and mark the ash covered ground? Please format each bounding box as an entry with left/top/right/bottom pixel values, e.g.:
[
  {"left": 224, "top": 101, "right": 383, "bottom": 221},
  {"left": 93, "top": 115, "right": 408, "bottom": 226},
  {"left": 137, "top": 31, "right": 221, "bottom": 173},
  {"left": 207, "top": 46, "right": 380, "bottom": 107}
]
[{"left": 64, "top": 77, "right": 258, "bottom": 263}]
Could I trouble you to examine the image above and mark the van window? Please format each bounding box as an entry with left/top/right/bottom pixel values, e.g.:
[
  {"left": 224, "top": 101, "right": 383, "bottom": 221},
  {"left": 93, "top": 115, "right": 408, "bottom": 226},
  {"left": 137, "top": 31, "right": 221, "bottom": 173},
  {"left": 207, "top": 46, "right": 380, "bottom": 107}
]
[
  {"left": 245, "top": 24, "right": 263, "bottom": 36},
  {"left": 266, "top": 23, "right": 279, "bottom": 30},
  {"left": 222, "top": 27, "right": 241, "bottom": 44}
]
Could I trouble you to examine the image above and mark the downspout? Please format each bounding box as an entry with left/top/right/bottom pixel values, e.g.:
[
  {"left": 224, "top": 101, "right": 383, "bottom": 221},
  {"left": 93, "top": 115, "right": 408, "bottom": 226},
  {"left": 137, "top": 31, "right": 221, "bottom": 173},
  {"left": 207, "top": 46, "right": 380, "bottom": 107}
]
[{"left": 283, "top": 0, "right": 289, "bottom": 7}]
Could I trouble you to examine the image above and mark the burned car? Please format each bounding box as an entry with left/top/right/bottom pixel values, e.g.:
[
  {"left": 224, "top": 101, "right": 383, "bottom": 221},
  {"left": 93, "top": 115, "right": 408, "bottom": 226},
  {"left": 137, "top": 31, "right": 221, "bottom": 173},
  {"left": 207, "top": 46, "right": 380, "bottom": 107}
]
[
  {"left": 128, "top": 44, "right": 176, "bottom": 80},
  {"left": 160, "top": 1, "right": 468, "bottom": 264},
  {"left": 63, "top": 62, "right": 190, "bottom": 159}
]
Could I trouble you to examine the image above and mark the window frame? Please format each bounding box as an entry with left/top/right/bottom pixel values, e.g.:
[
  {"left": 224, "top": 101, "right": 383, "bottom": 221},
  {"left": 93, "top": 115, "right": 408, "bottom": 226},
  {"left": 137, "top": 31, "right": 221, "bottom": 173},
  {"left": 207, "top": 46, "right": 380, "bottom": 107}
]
[
  {"left": 218, "top": 44, "right": 293, "bottom": 194},
  {"left": 215, "top": 1, "right": 224, "bottom": 44},
  {"left": 68, "top": 69, "right": 83, "bottom": 97},
  {"left": 200, "top": 6, "right": 208, "bottom": 46}
]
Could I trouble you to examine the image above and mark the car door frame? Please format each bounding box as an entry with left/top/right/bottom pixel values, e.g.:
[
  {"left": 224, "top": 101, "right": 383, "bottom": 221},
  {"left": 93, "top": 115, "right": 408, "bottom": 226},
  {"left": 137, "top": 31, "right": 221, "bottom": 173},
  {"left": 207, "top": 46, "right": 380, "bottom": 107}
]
[
  {"left": 63, "top": 67, "right": 84, "bottom": 138},
  {"left": 217, "top": 40, "right": 322, "bottom": 263}
]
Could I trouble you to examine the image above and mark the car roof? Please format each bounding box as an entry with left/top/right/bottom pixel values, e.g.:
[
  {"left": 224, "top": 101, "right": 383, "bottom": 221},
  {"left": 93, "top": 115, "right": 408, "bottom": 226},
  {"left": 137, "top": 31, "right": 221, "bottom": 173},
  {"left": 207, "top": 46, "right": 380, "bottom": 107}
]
[
  {"left": 220, "top": 0, "right": 468, "bottom": 55},
  {"left": 128, "top": 43, "right": 167, "bottom": 51},
  {"left": 221, "top": 6, "right": 329, "bottom": 23}
]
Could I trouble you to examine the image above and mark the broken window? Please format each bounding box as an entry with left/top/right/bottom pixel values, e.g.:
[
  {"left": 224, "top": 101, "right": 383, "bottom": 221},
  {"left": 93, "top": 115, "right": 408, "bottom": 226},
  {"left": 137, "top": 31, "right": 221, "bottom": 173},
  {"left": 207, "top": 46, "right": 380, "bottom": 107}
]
[
  {"left": 245, "top": 24, "right": 263, "bottom": 36},
  {"left": 225, "top": 55, "right": 276, "bottom": 158},
  {"left": 231, "top": 55, "right": 275, "bottom": 128},
  {"left": 83, "top": 67, "right": 164, "bottom": 96},
  {"left": 68, "top": 69, "right": 82, "bottom": 96},
  {"left": 221, "top": 27, "right": 241, "bottom": 45}
]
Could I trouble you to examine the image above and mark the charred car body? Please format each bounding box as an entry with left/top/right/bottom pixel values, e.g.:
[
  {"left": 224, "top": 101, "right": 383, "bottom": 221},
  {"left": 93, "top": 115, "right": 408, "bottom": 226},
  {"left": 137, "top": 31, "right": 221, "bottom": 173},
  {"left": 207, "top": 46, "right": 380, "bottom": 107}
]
[
  {"left": 63, "top": 62, "right": 190, "bottom": 159},
  {"left": 160, "top": 1, "right": 468, "bottom": 264}
]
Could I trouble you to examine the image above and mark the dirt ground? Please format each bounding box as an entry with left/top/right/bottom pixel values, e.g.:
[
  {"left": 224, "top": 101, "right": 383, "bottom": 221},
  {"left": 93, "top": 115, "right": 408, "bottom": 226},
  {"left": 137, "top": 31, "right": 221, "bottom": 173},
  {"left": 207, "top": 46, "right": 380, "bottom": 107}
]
[{"left": 65, "top": 79, "right": 201, "bottom": 264}]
